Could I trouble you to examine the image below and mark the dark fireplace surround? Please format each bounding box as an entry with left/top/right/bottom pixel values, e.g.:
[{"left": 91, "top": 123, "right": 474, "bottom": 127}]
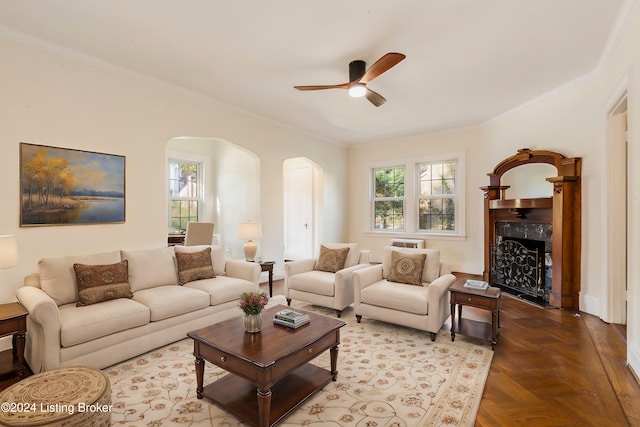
[{"left": 481, "top": 149, "right": 581, "bottom": 310}]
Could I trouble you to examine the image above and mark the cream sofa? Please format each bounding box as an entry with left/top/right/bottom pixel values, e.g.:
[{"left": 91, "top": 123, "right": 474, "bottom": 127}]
[
  {"left": 354, "top": 246, "right": 456, "bottom": 341},
  {"left": 15, "top": 245, "right": 260, "bottom": 373}
]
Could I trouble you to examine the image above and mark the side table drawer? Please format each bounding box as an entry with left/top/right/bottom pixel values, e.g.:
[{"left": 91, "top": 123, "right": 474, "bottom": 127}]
[
  {"left": 451, "top": 292, "right": 497, "bottom": 310},
  {"left": 0, "top": 317, "right": 26, "bottom": 337}
]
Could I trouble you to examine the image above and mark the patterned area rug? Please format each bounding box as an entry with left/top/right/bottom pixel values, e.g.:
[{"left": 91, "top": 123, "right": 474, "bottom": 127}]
[{"left": 105, "top": 302, "right": 493, "bottom": 426}]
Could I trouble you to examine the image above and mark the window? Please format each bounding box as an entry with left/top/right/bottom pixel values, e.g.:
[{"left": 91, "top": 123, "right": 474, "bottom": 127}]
[
  {"left": 418, "top": 160, "right": 457, "bottom": 231},
  {"left": 168, "top": 159, "right": 201, "bottom": 231},
  {"left": 370, "top": 155, "right": 463, "bottom": 236},
  {"left": 373, "top": 166, "right": 405, "bottom": 230}
]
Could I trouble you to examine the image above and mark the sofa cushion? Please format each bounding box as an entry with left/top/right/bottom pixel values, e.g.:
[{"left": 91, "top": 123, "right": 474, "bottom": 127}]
[
  {"left": 174, "top": 245, "right": 226, "bottom": 276},
  {"left": 184, "top": 275, "right": 257, "bottom": 305},
  {"left": 175, "top": 248, "right": 215, "bottom": 285},
  {"left": 133, "top": 286, "right": 209, "bottom": 321},
  {"left": 321, "top": 243, "right": 360, "bottom": 268},
  {"left": 287, "top": 270, "right": 336, "bottom": 297},
  {"left": 387, "top": 251, "right": 427, "bottom": 286},
  {"left": 361, "top": 280, "right": 430, "bottom": 315},
  {"left": 314, "top": 246, "right": 350, "bottom": 273},
  {"left": 121, "top": 247, "right": 178, "bottom": 292},
  {"left": 59, "top": 298, "right": 150, "bottom": 347},
  {"left": 74, "top": 260, "right": 133, "bottom": 306},
  {"left": 39, "top": 251, "right": 122, "bottom": 306},
  {"left": 383, "top": 246, "right": 441, "bottom": 283}
]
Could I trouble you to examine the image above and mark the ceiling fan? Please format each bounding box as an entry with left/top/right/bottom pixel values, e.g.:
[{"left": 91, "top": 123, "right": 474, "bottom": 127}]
[{"left": 294, "top": 52, "right": 406, "bottom": 107}]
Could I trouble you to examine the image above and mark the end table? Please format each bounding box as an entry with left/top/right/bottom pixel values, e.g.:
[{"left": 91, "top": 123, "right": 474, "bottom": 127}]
[
  {"left": 450, "top": 278, "right": 501, "bottom": 350},
  {"left": 257, "top": 261, "right": 275, "bottom": 296},
  {"left": 0, "top": 302, "right": 28, "bottom": 377}
]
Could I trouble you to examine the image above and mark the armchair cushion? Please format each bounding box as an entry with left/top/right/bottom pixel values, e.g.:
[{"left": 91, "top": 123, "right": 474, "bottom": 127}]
[
  {"left": 287, "top": 270, "right": 336, "bottom": 297},
  {"left": 360, "top": 281, "right": 430, "bottom": 315},
  {"left": 320, "top": 243, "right": 361, "bottom": 268},
  {"left": 314, "top": 246, "right": 350, "bottom": 273},
  {"left": 383, "top": 246, "right": 441, "bottom": 283},
  {"left": 388, "top": 251, "right": 426, "bottom": 286},
  {"left": 175, "top": 247, "right": 215, "bottom": 285}
]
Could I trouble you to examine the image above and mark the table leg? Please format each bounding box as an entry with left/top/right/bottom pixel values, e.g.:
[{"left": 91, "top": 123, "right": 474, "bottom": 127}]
[
  {"left": 194, "top": 355, "right": 204, "bottom": 399},
  {"left": 257, "top": 386, "right": 272, "bottom": 427},
  {"left": 330, "top": 344, "right": 339, "bottom": 381},
  {"left": 491, "top": 309, "right": 498, "bottom": 350},
  {"left": 450, "top": 302, "right": 456, "bottom": 342},
  {"left": 268, "top": 268, "right": 273, "bottom": 297},
  {"left": 14, "top": 332, "right": 25, "bottom": 378}
]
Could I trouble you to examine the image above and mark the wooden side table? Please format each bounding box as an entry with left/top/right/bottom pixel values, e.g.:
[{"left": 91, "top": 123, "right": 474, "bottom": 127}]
[
  {"left": 0, "top": 302, "right": 28, "bottom": 377},
  {"left": 450, "top": 278, "right": 501, "bottom": 350},
  {"left": 258, "top": 261, "right": 275, "bottom": 296}
]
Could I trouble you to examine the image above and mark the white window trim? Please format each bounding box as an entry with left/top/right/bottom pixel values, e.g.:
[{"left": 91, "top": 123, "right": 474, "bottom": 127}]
[{"left": 368, "top": 151, "right": 465, "bottom": 239}]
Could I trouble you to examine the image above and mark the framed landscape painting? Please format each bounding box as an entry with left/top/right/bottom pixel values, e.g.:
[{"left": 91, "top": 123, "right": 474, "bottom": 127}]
[{"left": 20, "top": 142, "right": 126, "bottom": 226}]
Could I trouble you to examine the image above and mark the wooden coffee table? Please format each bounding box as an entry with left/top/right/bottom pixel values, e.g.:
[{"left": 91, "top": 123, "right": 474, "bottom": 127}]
[{"left": 187, "top": 304, "right": 346, "bottom": 427}]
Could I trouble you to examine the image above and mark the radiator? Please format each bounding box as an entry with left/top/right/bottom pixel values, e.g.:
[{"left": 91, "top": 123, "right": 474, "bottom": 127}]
[{"left": 390, "top": 238, "right": 424, "bottom": 249}]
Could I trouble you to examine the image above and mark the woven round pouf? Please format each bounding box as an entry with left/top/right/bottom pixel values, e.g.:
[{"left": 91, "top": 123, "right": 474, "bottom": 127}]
[{"left": 0, "top": 366, "right": 111, "bottom": 427}]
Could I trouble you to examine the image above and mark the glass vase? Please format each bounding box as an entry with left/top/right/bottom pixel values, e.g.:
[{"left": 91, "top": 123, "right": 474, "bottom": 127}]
[{"left": 243, "top": 313, "right": 262, "bottom": 333}]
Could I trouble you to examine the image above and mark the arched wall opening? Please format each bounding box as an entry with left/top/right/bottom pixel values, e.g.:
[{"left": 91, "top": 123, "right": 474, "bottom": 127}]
[{"left": 166, "top": 136, "right": 260, "bottom": 259}]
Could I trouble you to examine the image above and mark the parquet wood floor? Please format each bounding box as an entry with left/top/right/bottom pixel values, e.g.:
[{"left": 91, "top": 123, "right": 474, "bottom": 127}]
[{"left": 2, "top": 277, "right": 638, "bottom": 427}]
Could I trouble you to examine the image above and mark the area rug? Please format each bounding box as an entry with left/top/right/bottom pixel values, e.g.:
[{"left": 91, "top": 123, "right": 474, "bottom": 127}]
[{"left": 105, "top": 302, "right": 493, "bottom": 426}]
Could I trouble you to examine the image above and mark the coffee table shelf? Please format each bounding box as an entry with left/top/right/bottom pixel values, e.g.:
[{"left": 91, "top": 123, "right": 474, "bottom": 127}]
[{"left": 202, "top": 363, "right": 331, "bottom": 426}]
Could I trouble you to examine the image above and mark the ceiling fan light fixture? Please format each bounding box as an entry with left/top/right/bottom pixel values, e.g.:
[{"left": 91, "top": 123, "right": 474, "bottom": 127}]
[{"left": 349, "top": 83, "right": 366, "bottom": 98}]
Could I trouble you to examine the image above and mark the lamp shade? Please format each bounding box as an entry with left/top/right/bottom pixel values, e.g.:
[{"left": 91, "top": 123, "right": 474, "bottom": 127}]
[
  {"left": 0, "top": 235, "right": 19, "bottom": 269},
  {"left": 237, "top": 223, "right": 263, "bottom": 241}
]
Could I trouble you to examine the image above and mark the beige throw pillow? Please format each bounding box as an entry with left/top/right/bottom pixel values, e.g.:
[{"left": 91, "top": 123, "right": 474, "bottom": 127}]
[
  {"left": 388, "top": 251, "right": 427, "bottom": 286},
  {"left": 314, "top": 245, "right": 350, "bottom": 273},
  {"left": 74, "top": 260, "right": 133, "bottom": 306},
  {"left": 175, "top": 247, "right": 215, "bottom": 285}
]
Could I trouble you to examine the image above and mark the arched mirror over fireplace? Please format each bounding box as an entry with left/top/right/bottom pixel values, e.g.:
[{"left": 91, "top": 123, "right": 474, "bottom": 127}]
[{"left": 480, "top": 149, "right": 581, "bottom": 309}]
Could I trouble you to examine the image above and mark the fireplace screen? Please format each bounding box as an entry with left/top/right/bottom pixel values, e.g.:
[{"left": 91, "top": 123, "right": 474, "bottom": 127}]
[{"left": 490, "top": 238, "right": 546, "bottom": 301}]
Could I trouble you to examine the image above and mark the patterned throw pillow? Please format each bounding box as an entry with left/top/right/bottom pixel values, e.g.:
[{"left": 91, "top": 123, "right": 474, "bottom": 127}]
[
  {"left": 175, "top": 247, "right": 215, "bottom": 285},
  {"left": 314, "top": 245, "right": 350, "bottom": 273},
  {"left": 74, "top": 260, "right": 133, "bottom": 306},
  {"left": 387, "top": 251, "right": 427, "bottom": 286}
]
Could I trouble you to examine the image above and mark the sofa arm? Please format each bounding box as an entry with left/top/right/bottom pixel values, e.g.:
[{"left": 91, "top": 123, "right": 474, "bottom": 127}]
[
  {"left": 334, "top": 263, "right": 370, "bottom": 306},
  {"left": 284, "top": 259, "right": 316, "bottom": 278},
  {"left": 427, "top": 273, "right": 457, "bottom": 301},
  {"left": 15, "top": 286, "right": 61, "bottom": 372},
  {"left": 225, "top": 260, "right": 261, "bottom": 285},
  {"left": 354, "top": 264, "right": 384, "bottom": 291}
]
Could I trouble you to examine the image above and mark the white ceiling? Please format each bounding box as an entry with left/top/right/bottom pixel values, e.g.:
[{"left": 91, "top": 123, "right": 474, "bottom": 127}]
[{"left": 0, "top": 1, "right": 632, "bottom": 145}]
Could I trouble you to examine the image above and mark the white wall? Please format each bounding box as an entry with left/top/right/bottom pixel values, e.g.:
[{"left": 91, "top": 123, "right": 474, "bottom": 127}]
[
  {"left": 348, "top": 6, "right": 640, "bottom": 375},
  {"left": 0, "top": 34, "right": 350, "bottom": 308}
]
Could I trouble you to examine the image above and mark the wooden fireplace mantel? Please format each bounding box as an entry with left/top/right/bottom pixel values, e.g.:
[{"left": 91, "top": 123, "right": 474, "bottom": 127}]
[{"left": 480, "top": 149, "right": 581, "bottom": 309}]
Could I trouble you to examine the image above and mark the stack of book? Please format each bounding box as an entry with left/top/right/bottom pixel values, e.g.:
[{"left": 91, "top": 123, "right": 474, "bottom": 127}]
[
  {"left": 273, "top": 309, "right": 310, "bottom": 329},
  {"left": 463, "top": 279, "right": 489, "bottom": 290}
]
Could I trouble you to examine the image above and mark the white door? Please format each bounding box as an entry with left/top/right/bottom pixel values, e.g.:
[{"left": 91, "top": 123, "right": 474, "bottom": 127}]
[{"left": 283, "top": 159, "right": 314, "bottom": 260}]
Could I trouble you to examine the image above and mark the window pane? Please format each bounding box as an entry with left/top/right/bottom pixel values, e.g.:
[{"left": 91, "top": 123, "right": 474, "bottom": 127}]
[
  {"left": 375, "top": 167, "right": 405, "bottom": 198},
  {"left": 374, "top": 200, "right": 404, "bottom": 230},
  {"left": 419, "top": 198, "right": 455, "bottom": 231},
  {"left": 169, "top": 161, "right": 199, "bottom": 198},
  {"left": 419, "top": 161, "right": 456, "bottom": 196}
]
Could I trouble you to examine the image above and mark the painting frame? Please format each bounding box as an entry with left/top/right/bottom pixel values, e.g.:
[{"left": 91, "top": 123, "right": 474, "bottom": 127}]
[{"left": 20, "top": 142, "right": 126, "bottom": 227}]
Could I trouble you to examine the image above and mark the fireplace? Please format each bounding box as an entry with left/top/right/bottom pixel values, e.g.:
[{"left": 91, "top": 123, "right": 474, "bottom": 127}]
[
  {"left": 490, "top": 229, "right": 550, "bottom": 305},
  {"left": 481, "top": 149, "right": 581, "bottom": 310}
]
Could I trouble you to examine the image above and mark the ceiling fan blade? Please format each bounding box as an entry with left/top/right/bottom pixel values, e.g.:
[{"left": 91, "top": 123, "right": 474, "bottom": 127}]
[
  {"left": 365, "top": 88, "right": 386, "bottom": 107},
  {"left": 294, "top": 83, "right": 349, "bottom": 91},
  {"left": 359, "top": 52, "right": 406, "bottom": 84}
]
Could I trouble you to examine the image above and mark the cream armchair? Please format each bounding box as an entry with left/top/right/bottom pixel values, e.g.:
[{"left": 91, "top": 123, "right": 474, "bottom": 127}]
[
  {"left": 285, "top": 243, "right": 370, "bottom": 317},
  {"left": 354, "top": 246, "right": 456, "bottom": 341}
]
